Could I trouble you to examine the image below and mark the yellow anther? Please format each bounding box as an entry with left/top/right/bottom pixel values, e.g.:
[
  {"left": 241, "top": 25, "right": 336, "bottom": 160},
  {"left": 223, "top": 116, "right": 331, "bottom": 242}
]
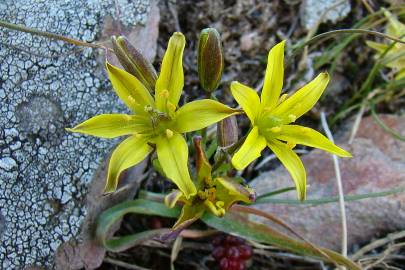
[
  {"left": 144, "top": 105, "right": 153, "bottom": 112},
  {"left": 204, "top": 200, "right": 226, "bottom": 217},
  {"left": 160, "top": 89, "right": 169, "bottom": 98},
  {"left": 288, "top": 114, "right": 296, "bottom": 122},
  {"left": 165, "top": 129, "right": 174, "bottom": 138},
  {"left": 127, "top": 95, "right": 136, "bottom": 104},
  {"left": 216, "top": 201, "right": 225, "bottom": 208},
  {"left": 287, "top": 141, "right": 296, "bottom": 149},
  {"left": 279, "top": 93, "right": 288, "bottom": 104},
  {"left": 167, "top": 102, "right": 177, "bottom": 113},
  {"left": 207, "top": 187, "right": 216, "bottom": 201},
  {"left": 134, "top": 133, "right": 143, "bottom": 138},
  {"left": 124, "top": 114, "right": 132, "bottom": 120},
  {"left": 198, "top": 190, "right": 207, "bottom": 200},
  {"left": 270, "top": 126, "right": 281, "bottom": 133}
]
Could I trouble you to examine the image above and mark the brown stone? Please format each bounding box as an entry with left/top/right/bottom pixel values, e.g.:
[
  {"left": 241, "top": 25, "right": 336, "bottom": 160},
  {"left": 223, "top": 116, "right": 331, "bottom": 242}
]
[{"left": 250, "top": 115, "right": 405, "bottom": 251}]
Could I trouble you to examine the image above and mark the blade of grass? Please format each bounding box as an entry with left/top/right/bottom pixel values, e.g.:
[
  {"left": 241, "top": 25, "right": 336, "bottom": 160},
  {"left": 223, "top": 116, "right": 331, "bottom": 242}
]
[
  {"left": 321, "top": 112, "right": 347, "bottom": 258},
  {"left": 255, "top": 186, "right": 405, "bottom": 205}
]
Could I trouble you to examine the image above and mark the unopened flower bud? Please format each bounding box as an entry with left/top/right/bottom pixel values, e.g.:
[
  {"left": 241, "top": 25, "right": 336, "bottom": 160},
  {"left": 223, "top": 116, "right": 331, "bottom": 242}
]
[
  {"left": 217, "top": 116, "right": 238, "bottom": 147},
  {"left": 197, "top": 28, "right": 224, "bottom": 92},
  {"left": 111, "top": 36, "right": 158, "bottom": 92}
]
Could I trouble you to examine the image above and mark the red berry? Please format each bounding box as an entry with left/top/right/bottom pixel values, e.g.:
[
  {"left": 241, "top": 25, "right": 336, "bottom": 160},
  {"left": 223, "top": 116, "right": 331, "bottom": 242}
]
[
  {"left": 212, "top": 246, "right": 225, "bottom": 260},
  {"left": 219, "top": 257, "right": 229, "bottom": 270},
  {"left": 238, "top": 245, "right": 253, "bottom": 259},
  {"left": 226, "top": 246, "right": 240, "bottom": 259},
  {"left": 212, "top": 235, "right": 224, "bottom": 246},
  {"left": 228, "top": 259, "right": 245, "bottom": 270}
]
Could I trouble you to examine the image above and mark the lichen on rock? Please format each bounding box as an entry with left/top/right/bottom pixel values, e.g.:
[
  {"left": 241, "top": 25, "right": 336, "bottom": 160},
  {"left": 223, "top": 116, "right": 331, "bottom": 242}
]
[{"left": 0, "top": 0, "right": 154, "bottom": 268}]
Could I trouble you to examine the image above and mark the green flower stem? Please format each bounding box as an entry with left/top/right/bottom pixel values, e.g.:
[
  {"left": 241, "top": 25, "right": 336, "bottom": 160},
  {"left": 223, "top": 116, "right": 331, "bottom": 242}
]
[{"left": 0, "top": 20, "right": 105, "bottom": 49}]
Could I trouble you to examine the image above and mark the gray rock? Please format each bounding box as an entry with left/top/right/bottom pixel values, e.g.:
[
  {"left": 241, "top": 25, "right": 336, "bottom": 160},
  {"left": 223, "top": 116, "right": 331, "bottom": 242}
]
[
  {"left": 250, "top": 115, "right": 405, "bottom": 251},
  {"left": 0, "top": 0, "right": 157, "bottom": 268},
  {"left": 300, "top": 0, "right": 351, "bottom": 30}
]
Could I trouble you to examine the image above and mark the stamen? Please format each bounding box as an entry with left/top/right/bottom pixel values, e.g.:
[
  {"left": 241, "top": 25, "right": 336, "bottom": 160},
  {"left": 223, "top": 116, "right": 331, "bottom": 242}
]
[
  {"left": 167, "top": 101, "right": 176, "bottom": 114},
  {"left": 269, "top": 126, "right": 281, "bottom": 133},
  {"left": 204, "top": 200, "right": 225, "bottom": 217},
  {"left": 287, "top": 141, "right": 296, "bottom": 149},
  {"left": 160, "top": 89, "right": 169, "bottom": 98},
  {"left": 165, "top": 129, "right": 174, "bottom": 138},
  {"left": 216, "top": 201, "right": 224, "bottom": 208}
]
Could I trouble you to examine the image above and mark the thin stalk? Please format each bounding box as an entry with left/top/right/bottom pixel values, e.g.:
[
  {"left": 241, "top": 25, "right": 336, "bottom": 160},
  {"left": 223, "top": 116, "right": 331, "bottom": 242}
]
[
  {"left": 320, "top": 112, "right": 347, "bottom": 258},
  {"left": 300, "top": 29, "right": 405, "bottom": 48},
  {"left": 0, "top": 20, "right": 105, "bottom": 49}
]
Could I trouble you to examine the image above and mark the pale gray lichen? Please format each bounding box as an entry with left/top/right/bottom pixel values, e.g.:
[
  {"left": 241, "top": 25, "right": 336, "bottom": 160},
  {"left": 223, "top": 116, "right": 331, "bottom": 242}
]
[
  {"left": 301, "top": 0, "right": 351, "bottom": 30},
  {"left": 0, "top": 0, "right": 151, "bottom": 268}
]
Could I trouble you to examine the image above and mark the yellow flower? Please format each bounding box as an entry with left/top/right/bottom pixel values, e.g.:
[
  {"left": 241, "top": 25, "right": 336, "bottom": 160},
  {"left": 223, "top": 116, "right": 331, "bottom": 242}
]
[
  {"left": 67, "top": 33, "right": 238, "bottom": 197},
  {"left": 164, "top": 137, "right": 255, "bottom": 231},
  {"left": 230, "top": 41, "right": 352, "bottom": 200},
  {"left": 366, "top": 10, "right": 405, "bottom": 80}
]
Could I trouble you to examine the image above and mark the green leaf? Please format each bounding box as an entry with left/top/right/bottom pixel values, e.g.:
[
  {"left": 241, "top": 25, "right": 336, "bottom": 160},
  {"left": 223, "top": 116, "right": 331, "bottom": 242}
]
[
  {"left": 95, "top": 199, "right": 360, "bottom": 269},
  {"left": 201, "top": 212, "right": 361, "bottom": 270},
  {"left": 95, "top": 199, "right": 179, "bottom": 252}
]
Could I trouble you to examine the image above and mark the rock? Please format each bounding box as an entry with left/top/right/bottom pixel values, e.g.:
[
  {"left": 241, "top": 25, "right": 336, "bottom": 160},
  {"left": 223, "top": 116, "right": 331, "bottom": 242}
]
[
  {"left": 0, "top": 0, "right": 158, "bottom": 268},
  {"left": 250, "top": 115, "right": 405, "bottom": 251},
  {"left": 300, "top": 0, "right": 351, "bottom": 30}
]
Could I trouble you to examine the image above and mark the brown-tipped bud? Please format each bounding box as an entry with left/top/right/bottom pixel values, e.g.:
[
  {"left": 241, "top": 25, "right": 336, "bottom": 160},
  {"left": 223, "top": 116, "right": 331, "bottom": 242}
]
[
  {"left": 217, "top": 116, "right": 238, "bottom": 147},
  {"left": 197, "top": 28, "right": 224, "bottom": 92},
  {"left": 111, "top": 36, "right": 158, "bottom": 92}
]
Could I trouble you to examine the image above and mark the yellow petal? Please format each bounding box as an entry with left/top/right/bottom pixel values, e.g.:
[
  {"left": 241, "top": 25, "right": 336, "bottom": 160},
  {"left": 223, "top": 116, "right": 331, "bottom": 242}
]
[
  {"left": 155, "top": 32, "right": 186, "bottom": 111},
  {"left": 105, "top": 135, "right": 152, "bottom": 193},
  {"left": 366, "top": 41, "right": 388, "bottom": 54},
  {"left": 271, "top": 72, "right": 330, "bottom": 121},
  {"left": 106, "top": 62, "right": 155, "bottom": 114},
  {"left": 172, "top": 204, "right": 205, "bottom": 230},
  {"left": 216, "top": 177, "right": 256, "bottom": 210},
  {"left": 164, "top": 190, "right": 184, "bottom": 208},
  {"left": 232, "top": 126, "right": 267, "bottom": 170},
  {"left": 155, "top": 133, "right": 196, "bottom": 198},
  {"left": 230, "top": 81, "right": 261, "bottom": 123},
  {"left": 261, "top": 40, "right": 285, "bottom": 110},
  {"left": 276, "top": 125, "right": 352, "bottom": 157},
  {"left": 67, "top": 114, "right": 151, "bottom": 138},
  {"left": 267, "top": 139, "right": 306, "bottom": 200},
  {"left": 384, "top": 10, "right": 405, "bottom": 37},
  {"left": 174, "top": 99, "right": 238, "bottom": 133}
]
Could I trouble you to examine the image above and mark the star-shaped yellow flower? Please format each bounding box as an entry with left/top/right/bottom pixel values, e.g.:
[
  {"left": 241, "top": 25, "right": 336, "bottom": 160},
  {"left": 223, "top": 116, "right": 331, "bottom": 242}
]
[
  {"left": 67, "top": 33, "right": 238, "bottom": 197},
  {"left": 230, "top": 40, "right": 352, "bottom": 200},
  {"left": 164, "top": 137, "right": 255, "bottom": 232}
]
